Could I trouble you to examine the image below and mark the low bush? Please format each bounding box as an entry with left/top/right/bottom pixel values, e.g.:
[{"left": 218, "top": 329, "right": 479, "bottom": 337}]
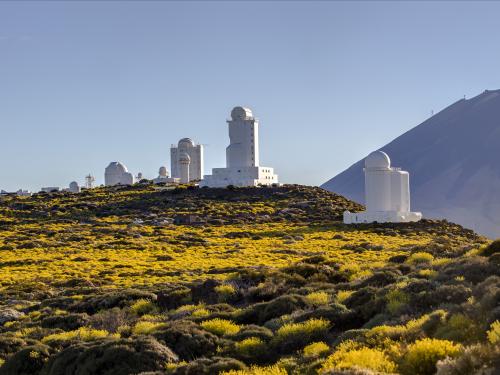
[
  {"left": 487, "top": 320, "right": 500, "bottom": 344},
  {"left": 305, "top": 291, "right": 329, "bottom": 306},
  {"left": 40, "top": 336, "right": 177, "bottom": 375},
  {"left": 132, "top": 321, "right": 167, "bottom": 335},
  {"left": 407, "top": 252, "right": 434, "bottom": 265},
  {"left": 320, "top": 340, "right": 396, "bottom": 373},
  {"left": 303, "top": 341, "right": 329, "bottom": 358},
  {"left": 171, "top": 356, "right": 246, "bottom": 375},
  {"left": 221, "top": 364, "right": 287, "bottom": 375},
  {"left": 41, "top": 327, "right": 117, "bottom": 344},
  {"left": 130, "top": 299, "right": 157, "bottom": 316},
  {"left": 481, "top": 240, "right": 500, "bottom": 257},
  {"left": 0, "top": 344, "right": 51, "bottom": 375},
  {"left": 401, "top": 338, "right": 462, "bottom": 375},
  {"left": 273, "top": 318, "right": 329, "bottom": 353},
  {"left": 234, "top": 337, "right": 266, "bottom": 360},
  {"left": 201, "top": 319, "right": 240, "bottom": 336}
]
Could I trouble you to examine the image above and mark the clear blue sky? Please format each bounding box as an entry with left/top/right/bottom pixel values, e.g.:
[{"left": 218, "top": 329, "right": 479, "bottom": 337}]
[{"left": 1, "top": 1, "right": 500, "bottom": 191}]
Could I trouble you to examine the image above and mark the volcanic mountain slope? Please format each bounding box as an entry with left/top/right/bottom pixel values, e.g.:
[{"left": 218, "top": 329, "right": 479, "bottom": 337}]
[
  {"left": 0, "top": 184, "right": 499, "bottom": 375},
  {"left": 322, "top": 89, "right": 500, "bottom": 239}
]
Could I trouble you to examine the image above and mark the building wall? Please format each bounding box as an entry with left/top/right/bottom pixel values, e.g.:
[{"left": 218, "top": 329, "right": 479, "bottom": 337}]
[
  {"left": 226, "top": 117, "right": 258, "bottom": 168},
  {"left": 365, "top": 169, "right": 392, "bottom": 212}
]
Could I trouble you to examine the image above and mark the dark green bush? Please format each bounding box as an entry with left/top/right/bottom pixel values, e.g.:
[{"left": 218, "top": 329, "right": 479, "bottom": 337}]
[
  {"left": 153, "top": 320, "right": 221, "bottom": 361},
  {"left": 40, "top": 337, "right": 177, "bottom": 375},
  {"left": 41, "top": 313, "right": 90, "bottom": 331},
  {"left": 481, "top": 240, "right": 500, "bottom": 257},
  {"left": 171, "top": 356, "right": 246, "bottom": 374},
  {"left": 0, "top": 344, "right": 51, "bottom": 375}
]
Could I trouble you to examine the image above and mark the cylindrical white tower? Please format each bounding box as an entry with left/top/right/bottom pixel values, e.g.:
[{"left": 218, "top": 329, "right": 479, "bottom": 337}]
[
  {"left": 364, "top": 151, "right": 392, "bottom": 212},
  {"left": 226, "top": 106, "right": 259, "bottom": 168},
  {"left": 179, "top": 153, "right": 191, "bottom": 183}
]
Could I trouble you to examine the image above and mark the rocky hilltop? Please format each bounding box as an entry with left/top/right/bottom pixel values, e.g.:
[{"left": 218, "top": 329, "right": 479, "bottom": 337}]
[
  {"left": 0, "top": 185, "right": 498, "bottom": 374},
  {"left": 322, "top": 89, "right": 500, "bottom": 239}
]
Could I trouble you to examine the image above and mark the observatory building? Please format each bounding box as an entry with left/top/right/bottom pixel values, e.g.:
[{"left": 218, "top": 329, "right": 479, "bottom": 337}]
[
  {"left": 104, "top": 162, "right": 135, "bottom": 186},
  {"left": 68, "top": 181, "right": 81, "bottom": 193},
  {"left": 200, "top": 106, "right": 278, "bottom": 188},
  {"left": 170, "top": 138, "right": 204, "bottom": 183},
  {"left": 343, "top": 151, "right": 422, "bottom": 224},
  {"left": 152, "top": 166, "right": 180, "bottom": 184}
]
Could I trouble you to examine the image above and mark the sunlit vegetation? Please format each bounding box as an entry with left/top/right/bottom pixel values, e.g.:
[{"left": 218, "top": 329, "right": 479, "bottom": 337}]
[{"left": 0, "top": 184, "right": 497, "bottom": 374}]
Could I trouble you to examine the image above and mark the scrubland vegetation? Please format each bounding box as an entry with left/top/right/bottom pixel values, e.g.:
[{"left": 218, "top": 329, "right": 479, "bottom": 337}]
[{"left": 0, "top": 184, "right": 498, "bottom": 374}]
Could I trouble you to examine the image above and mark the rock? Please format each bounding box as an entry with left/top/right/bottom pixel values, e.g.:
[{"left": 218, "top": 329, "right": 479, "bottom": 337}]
[{"left": 0, "top": 308, "right": 25, "bottom": 325}]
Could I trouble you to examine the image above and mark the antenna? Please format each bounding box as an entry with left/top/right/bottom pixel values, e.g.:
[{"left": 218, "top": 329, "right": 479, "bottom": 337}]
[{"left": 85, "top": 174, "right": 95, "bottom": 189}]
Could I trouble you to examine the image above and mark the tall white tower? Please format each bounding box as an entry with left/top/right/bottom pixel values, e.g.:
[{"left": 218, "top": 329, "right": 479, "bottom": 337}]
[
  {"left": 179, "top": 153, "right": 191, "bottom": 184},
  {"left": 226, "top": 107, "right": 259, "bottom": 168},
  {"left": 170, "top": 138, "right": 203, "bottom": 182},
  {"left": 200, "top": 106, "right": 278, "bottom": 188},
  {"left": 85, "top": 174, "right": 95, "bottom": 189},
  {"left": 344, "top": 151, "right": 421, "bottom": 224}
]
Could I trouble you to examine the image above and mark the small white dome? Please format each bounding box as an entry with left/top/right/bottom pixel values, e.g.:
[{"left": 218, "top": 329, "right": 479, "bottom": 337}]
[
  {"left": 231, "top": 106, "right": 253, "bottom": 120},
  {"left": 159, "top": 166, "right": 168, "bottom": 177},
  {"left": 69, "top": 181, "right": 79, "bottom": 188},
  {"left": 365, "top": 151, "right": 391, "bottom": 169},
  {"left": 179, "top": 152, "right": 191, "bottom": 162}
]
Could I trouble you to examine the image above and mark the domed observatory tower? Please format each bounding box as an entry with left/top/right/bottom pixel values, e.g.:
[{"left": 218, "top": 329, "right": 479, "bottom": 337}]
[
  {"left": 200, "top": 106, "right": 279, "bottom": 188},
  {"left": 170, "top": 138, "right": 203, "bottom": 183},
  {"left": 344, "top": 151, "right": 422, "bottom": 224},
  {"left": 68, "top": 181, "right": 80, "bottom": 193},
  {"left": 104, "top": 162, "right": 135, "bottom": 186}
]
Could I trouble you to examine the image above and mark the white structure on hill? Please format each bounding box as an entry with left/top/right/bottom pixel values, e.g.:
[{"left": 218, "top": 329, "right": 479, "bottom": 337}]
[
  {"left": 104, "top": 162, "right": 135, "bottom": 186},
  {"left": 200, "top": 106, "right": 278, "bottom": 188},
  {"left": 170, "top": 138, "right": 203, "bottom": 183},
  {"left": 85, "top": 174, "right": 95, "bottom": 189},
  {"left": 344, "top": 151, "right": 422, "bottom": 224},
  {"left": 68, "top": 181, "right": 81, "bottom": 193},
  {"left": 152, "top": 166, "right": 179, "bottom": 184}
]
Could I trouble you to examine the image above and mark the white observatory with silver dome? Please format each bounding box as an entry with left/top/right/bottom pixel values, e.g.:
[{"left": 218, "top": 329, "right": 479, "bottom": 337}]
[
  {"left": 152, "top": 166, "right": 179, "bottom": 184},
  {"left": 104, "top": 162, "right": 135, "bottom": 186},
  {"left": 170, "top": 138, "right": 203, "bottom": 183},
  {"left": 200, "top": 106, "right": 278, "bottom": 188},
  {"left": 344, "top": 151, "right": 422, "bottom": 224}
]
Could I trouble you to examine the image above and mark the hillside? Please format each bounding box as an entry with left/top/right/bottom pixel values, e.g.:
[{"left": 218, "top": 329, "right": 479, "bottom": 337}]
[
  {"left": 322, "top": 89, "right": 500, "bottom": 239},
  {"left": 0, "top": 185, "right": 499, "bottom": 375}
]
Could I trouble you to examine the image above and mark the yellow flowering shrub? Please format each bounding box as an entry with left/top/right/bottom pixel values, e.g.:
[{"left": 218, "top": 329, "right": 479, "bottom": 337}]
[{"left": 200, "top": 318, "right": 240, "bottom": 336}]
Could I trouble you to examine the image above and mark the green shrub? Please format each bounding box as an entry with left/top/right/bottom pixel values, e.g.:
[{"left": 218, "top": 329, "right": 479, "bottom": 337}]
[
  {"left": 401, "top": 338, "right": 462, "bottom": 375},
  {"left": 130, "top": 299, "right": 157, "bottom": 316},
  {"left": 407, "top": 252, "right": 434, "bottom": 265},
  {"left": 221, "top": 365, "right": 287, "bottom": 375},
  {"left": 434, "top": 313, "right": 482, "bottom": 344},
  {"left": 481, "top": 240, "right": 500, "bottom": 257},
  {"left": 487, "top": 320, "right": 500, "bottom": 344},
  {"left": 386, "top": 289, "right": 409, "bottom": 314},
  {"left": 273, "top": 318, "right": 329, "bottom": 353},
  {"left": 132, "top": 321, "right": 167, "bottom": 335},
  {"left": 41, "top": 327, "right": 118, "bottom": 344},
  {"left": 215, "top": 284, "right": 237, "bottom": 302},
  {"left": 305, "top": 291, "right": 329, "bottom": 306},
  {"left": 303, "top": 341, "right": 329, "bottom": 358},
  {"left": 320, "top": 340, "right": 396, "bottom": 373},
  {"left": 201, "top": 318, "right": 240, "bottom": 336},
  {"left": 234, "top": 337, "right": 266, "bottom": 359}
]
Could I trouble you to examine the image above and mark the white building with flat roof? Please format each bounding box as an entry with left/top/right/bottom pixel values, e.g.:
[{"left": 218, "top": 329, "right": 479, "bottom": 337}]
[
  {"left": 344, "top": 151, "right": 422, "bottom": 224},
  {"left": 200, "top": 106, "right": 278, "bottom": 188},
  {"left": 170, "top": 138, "right": 203, "bottom": 183}
]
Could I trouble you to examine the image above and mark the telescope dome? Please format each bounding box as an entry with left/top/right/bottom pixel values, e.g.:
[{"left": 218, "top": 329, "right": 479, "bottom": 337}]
[
  {"left": 159, "top": 166, "right": 168, "bottom": 177},
  {"left": 231, "top": 106, "right": 253, "bottom": 121},
  {"left": 365, "top": 151, "right": 391, "bottom": 169}
]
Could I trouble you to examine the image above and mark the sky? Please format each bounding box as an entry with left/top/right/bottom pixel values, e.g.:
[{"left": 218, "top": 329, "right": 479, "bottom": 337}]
[{"left": 1, "top": 1, "right": 500, "bottom": 192}]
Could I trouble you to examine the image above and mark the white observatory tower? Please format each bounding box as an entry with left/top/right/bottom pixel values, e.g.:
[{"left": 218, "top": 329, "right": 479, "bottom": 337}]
[
  {"left": 344, "top": 151, "right": 422, "bottom": 224},
  {"left": 200, "top": 106, "right": 278, "bottom": 188},
  {"left": 170, "top": 138, "right": 203, "bottom": 183}
]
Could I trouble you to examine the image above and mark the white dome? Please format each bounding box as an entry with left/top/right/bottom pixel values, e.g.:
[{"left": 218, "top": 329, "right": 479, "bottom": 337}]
[
  {"left": 231, "top": 106, "right": 253, "bottom": 121},
  {"left": 179, "top": 138, "right": 194, "bottom": 147},
  {"left": 365, "top": 151, "right": 391, "bottom": 169},
  {"left": 179, "top": 152, "right": 191, "bottom": 162},
  {"left": 105, "top": 161, "right": 128, "bottom": 174},
  {"left": 69, "top": 181, "right": 79, "bottom": 188},
  {"left": 159, "top": 166, "right": 168, "bottom": 177}
]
